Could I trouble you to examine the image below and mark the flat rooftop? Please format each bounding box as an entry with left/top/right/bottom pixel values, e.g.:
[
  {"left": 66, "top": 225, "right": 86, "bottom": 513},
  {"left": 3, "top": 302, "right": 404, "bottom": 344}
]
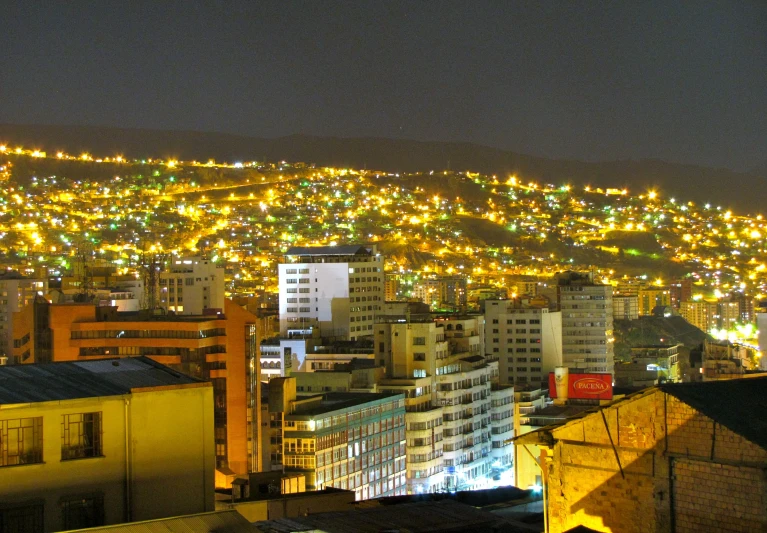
[
  {"left": 290, "top": 392, "right": 404, "bottom": 417},
  {"left": 0, "top": 356, "right": 205, "bottom": 404}
]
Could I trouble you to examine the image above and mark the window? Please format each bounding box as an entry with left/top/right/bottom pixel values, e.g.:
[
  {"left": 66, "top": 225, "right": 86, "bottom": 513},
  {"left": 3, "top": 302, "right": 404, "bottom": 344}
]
[
  {"left": 0, "top": 501, "right": 44, "bottom": 533},
  {"left": 60, "top": 494, "right": 104, "bottom": 530},
  {"left": 413, "top": 337, "right": 426, "bottom": 346},
  {"left": 413, "top": 352, "right": 426, "bottom": 361},
  {"left": 61, "top": 413, "right": 102, "bottom": 460},
  {"left": 0, "top": 417, "right": 43, "bottom": 467}
]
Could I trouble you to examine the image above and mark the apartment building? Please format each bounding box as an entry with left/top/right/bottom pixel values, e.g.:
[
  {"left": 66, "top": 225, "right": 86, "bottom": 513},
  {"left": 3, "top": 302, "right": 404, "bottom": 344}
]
[
  {"left": 13, "top": 298, "right": 262, "bottom": 486},
  {"left": 159, "top": 256, "right": 225, "bottom": 315},
  {"left": 0, "top": 357, "right": 214, "bottom": 532},
  {"left": 376, "top": 316, "right": 514, "bottom": 493},
  {"left": 0, "top": 271, "right": 47, "bottom": 364},
  {"left": 612, "top": 295, "right": 639, "bottom": 320},
  {"left": 484, "top": 300, "right": 562, "bottom": 387},
  {"left": 557, "top": 273, "right": 614, "bottom": 376},
  {"left": 278, "top": 245, "right": 384, "bottom": 340},
  {"left": 638, "top": 287, "right": 671, "bottom": 316},
  {"left": 280, "top": 391, "right": 407, "bottom": 500},
  {"left": 680, "top": 300, "right": 717, "bottom": 333}
]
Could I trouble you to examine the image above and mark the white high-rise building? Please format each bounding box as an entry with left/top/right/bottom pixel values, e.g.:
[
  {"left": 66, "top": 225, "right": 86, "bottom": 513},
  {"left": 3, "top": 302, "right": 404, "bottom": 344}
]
[
  {"left": 0, "top": 271, "right": 47, "bottom": 364},
  {"left": 278, "top": 246, "right": 384, "bottom": 340},
  {"left": 159, "top": 257, "right": 225, "bottom": 315},
  {"left": 557, "top": 273, "right": 614, "bottom": 376},
  {"left": 376, "top": 315, "right": 514, "bottom": 493},
  {"left": 484, "top": 300, "right": 562, "bottom": 387}
]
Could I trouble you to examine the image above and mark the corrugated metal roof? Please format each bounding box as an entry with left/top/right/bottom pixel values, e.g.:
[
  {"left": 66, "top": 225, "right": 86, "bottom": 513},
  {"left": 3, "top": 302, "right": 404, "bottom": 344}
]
[
  {"left": 0, "top": 356, "right": 204, "bottom": 405},
  {"left": 62, "top": 510, "right": 259, "bottom": 533}
]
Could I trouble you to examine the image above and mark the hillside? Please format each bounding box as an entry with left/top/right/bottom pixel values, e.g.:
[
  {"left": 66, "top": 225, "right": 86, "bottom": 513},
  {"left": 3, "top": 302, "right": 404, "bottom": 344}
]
[{"left": 0, "top": 124, "right": 763, "bottom": 214}]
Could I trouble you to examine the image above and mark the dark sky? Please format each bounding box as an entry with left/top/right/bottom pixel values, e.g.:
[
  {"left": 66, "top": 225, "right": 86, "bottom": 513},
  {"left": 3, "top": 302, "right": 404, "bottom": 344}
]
[{"left": 1, "top": 1, "right": 765, "bottom": 170}]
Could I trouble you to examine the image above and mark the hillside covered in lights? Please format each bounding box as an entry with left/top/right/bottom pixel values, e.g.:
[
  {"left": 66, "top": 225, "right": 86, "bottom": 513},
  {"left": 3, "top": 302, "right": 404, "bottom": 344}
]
[{"left": 1, "top": 142, "right": 766, "bottom": 304}]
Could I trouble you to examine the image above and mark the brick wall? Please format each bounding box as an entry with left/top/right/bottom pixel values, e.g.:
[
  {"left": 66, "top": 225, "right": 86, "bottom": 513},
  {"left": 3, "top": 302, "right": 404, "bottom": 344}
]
[
  {"left": 673, "top": 459, "right": 766, "bottom": 533},
  {"left": 541, "top": 389, "right": 767, "bottom": 533}
]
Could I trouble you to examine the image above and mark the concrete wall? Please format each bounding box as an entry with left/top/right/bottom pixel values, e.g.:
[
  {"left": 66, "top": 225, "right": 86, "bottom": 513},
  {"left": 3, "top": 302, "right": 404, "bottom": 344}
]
[
  {"left": 129, "top": 384, "right": 215, "bottom": 521},
  {"left": 0, "top": 384, "right": 213, "bottom": 531}
]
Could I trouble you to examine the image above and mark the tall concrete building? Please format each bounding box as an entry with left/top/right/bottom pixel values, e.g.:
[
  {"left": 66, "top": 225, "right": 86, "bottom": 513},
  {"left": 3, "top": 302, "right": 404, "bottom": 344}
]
[
  {"left": 279, "top": 246, "right": 384, "bottom": 340},
  {"left": 0, "top": 271, "right": 47, "bottom": 364},
  {"left": 376, "top": 315, "right": 514, "bottom": 493},
  {"left": 557, "top": 273, "right": 614, "bottom": 376},
  {"left": 159, "top": 256, "right": 225, "bottom": 315},
  {"left": 680, "top": 300, "right": 717, "bottom": 333},
  {"left": 484, "top": 300, "right": 562, "bottom": 386},
  {"left": 638, "top": 287, "right": 671, "bottom": 316}
]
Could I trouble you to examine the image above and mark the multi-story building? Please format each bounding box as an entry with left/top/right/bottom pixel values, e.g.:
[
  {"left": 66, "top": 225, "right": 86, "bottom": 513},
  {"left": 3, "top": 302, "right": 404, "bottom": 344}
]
[
  {"left": 638, "top": 287, "right": 671, "bottom": 316},
  {"left": 13, "top": 298, "right": 262, "bottom": 486},
  {"left": 412, "top": 279, "right": 442, "bottom": 308},
  {"left": 557, "top": 273, "right": 614, "bottom": 376},
  {"left": 716, "top": 301, "right": 741, "bottom": 330},
  {"left": 612, "top": 295, "right": 639, "bottom": 320},
  {"left": 669, "top": 278, "right": 693, "bottom": 308},
  {"left": 680, "top": 300, "right": 717, "bottom": 333},
  {"left": 376, "top": 315, "right": 514, "bottom": 493},
  {"left": 0, "top": 271, "right": 47, "bottom": 364},
  {"left": 281, "top": 391, "right": 407, "bottom": 500},
  {"left": 159, "top": 256, "right": 225, "bottom": 315},
  {"left": 440, "top": 276, "right": 468, "bottom": 308},
  {"left": 0, "top": 357, "right": 214, "bottom": 532},
  {"left": 278, "top": 246, "right": 384, "bottom": 340},
  {"left": 484, "top": 300, "right": 562, "bottom": 387},
  {"left": 384, "top": 276, "right": 398, "bottom": 302}
]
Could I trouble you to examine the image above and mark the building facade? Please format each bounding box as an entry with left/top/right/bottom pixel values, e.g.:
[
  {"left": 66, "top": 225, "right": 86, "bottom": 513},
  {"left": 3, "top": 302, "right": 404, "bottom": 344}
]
[
  {"left": 282, "top": 392, "right": 407, "bottom": 501},
  {"left": 0, "top": 271, "right": 47, "bottom": 364},
  {"left": 0, "top": 357, "right": 214, "bottom": 532},
  {"left": 557, "top": 273, "right": 614, "bottom": 376},
  {"left": 638, "top": 287, "right": 671, "bottom": 316},
  {"left": 516, "top": 377, "right": 767, "bottom": 533},
  {"left": 484, "top": 300, "right": 562, "bottom": 387},
  {"left": 278, "top": 246, "right": 384, "bottom": 340},
  {"left": 159, "top": 256, "right": 225, "bottom": 315},
  {"left": 376, "top": 316, "right": 514, "bottom": 493},
  {"left": 14, "top": 299, "right": 262, "bottom": 485},
  {"left": 612, "top": 295, "right": 639, "bottom": 320}
]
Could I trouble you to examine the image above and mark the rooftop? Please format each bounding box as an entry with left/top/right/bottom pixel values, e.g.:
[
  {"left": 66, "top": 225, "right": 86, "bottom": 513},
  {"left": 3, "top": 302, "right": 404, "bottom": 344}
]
[
  {"left": 290, "top": 392, "right": 404, "bottom": 417},
  {"left": 255, "top": 499, "right": 515, "bottom": 533},
  {"left": 659, "top": 375, "right": 767, "bottom": 450},
  {"left": 0, "top": 356, "right": 205, "bottom": 404},
  {"left": 62, "top": 510, "right": 256, "bottom": 533}
]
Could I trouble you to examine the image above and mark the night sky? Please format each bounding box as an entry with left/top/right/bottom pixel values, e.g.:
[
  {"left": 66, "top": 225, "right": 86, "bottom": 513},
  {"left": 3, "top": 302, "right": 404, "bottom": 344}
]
[{"left": 1, "top": 1, "right": 765, "bottom": 171}]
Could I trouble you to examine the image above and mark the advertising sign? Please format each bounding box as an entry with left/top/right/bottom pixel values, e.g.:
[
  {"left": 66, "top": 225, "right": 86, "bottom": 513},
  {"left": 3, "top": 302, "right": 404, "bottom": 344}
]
[{"left": 548, "top": 372, "right": 613, "bottom": 400}]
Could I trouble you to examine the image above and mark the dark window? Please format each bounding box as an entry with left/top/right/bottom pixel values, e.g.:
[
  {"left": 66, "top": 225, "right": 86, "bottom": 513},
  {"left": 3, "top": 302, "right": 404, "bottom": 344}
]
[
  {"left": 0, "top": 417, "right": 43, "bottom": 466},
  {"left": 61, "top": 413, "right": 102, "bottom": 460},
  {"left": 60, "top": 494, "right": 104, "bottom": 530},
  {"left": 0, "top": 501, "right": 44, "bottom": 533}
]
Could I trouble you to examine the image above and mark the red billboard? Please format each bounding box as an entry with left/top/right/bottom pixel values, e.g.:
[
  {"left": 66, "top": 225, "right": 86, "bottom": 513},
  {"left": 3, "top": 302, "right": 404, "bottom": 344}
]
[{"left": 548, "top": 372, "right": 613, "bottom": 400}]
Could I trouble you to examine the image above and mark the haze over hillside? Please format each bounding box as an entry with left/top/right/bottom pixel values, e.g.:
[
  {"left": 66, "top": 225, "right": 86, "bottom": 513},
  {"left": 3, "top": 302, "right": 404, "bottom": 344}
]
[{"left": 0, "top": 123, "right": 763, "bottom": 213}]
